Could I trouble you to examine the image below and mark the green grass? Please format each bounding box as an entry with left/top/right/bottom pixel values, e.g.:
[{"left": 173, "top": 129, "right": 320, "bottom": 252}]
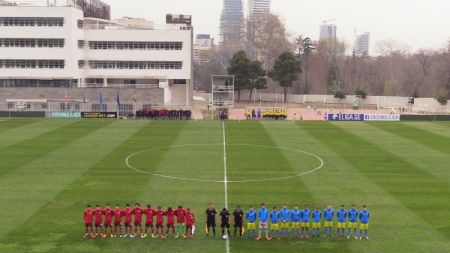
[{"left": 0, "top": 119, "right": 449, "bottom": 253}]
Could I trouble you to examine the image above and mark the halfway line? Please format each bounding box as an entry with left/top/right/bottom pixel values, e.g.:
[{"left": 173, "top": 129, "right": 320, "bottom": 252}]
[{"left": 221, "top": 121, "right": 230, "bottom": 253}]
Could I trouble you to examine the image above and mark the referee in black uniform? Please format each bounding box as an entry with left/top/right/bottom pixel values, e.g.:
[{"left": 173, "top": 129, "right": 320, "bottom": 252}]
[
  {"left": 233, "top": 205, "right": 244, "bottom": 238},
  {"left": 220, "top": 207, "right": 231, "bottom": 238},
  {"left": 205, "top": 203, "right": 217, "bottom": 237}
]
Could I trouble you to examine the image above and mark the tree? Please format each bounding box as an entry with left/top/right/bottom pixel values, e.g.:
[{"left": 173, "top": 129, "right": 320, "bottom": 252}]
[
  {"left": 269, "top": 52, "right": 301, "bottom": 103},
  {"left": 193, "top": 48, "right": 226, "bottom": 92},
  {"left": 247, "top": 60, "right": 267, "bottom": 101},
  {"left": 227, "top": 51, "right": 251, "bottom": 101},
  {"left": 355, "top": 89, "right": 367, "bottom": 99},
  {"left": 294, "top": 36, "right": 316, "bottom": 94},
  {"left": 246, "top": 14, "right": 292, "bottom": 70},
  {"left": 437, "top": 96, "right": 448, "bottom": 106},
  {"left": 384, "top": 79, "right": 401, "bottom": 96},
  {"left": 227, "top": 51, "right": 267, "bottom": 101},
  {"left": 334, "top": 90, "right": 346, "bottom": 100}
]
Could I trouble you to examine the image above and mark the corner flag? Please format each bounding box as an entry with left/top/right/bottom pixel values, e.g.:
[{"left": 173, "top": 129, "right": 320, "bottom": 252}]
[{"left": 116, "top": 91, "right": 121, "bottom": 106}]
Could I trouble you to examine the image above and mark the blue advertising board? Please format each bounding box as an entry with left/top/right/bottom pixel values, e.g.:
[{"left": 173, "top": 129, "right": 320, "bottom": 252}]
[{"left": 327, "top": 113, "right": 365, "bottom": 121}]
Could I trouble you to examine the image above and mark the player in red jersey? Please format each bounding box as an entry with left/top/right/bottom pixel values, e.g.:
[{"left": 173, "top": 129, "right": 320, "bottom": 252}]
[
  {"left": 93, "top": 205, "right": 104, "bottom": 238},
  {"left": 174, "top": 205, "right": 187, "bottom": 238},
  {"left": 83, "top": 205, "right": 94, "bottom": 238},
  {"left": 123, "top": 204, "right": 133, "bottom": 238},
  {"left": 143, "top": 204, "right": 156, "bottom": 238},
  {"left": 133, "top": 203, "right": 144, "bottom": 238},
  {"left": 113, "top": 204, "right": 123, "bottom": 238},
  {"left": 155, "top": 206, "right": 166, "bottom": 238},
  {"left": 103, "top": 203, "right": 114, "bottom": 238},
  {"left": 185, "top": 208, "right": 196, "bottom": 239},
  {"left": 165, "top": 207, "right": 176, "bottom": 238}
]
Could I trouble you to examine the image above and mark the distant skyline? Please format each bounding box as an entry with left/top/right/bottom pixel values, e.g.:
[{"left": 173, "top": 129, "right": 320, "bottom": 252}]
[{"left": 103, "top": 0, "right": 450, "bottom": 53}]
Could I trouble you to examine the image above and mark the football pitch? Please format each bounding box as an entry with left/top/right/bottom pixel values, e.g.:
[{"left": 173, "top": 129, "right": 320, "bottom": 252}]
[{"left": 0, "top": 119, "right": 449, "bottom": 253}]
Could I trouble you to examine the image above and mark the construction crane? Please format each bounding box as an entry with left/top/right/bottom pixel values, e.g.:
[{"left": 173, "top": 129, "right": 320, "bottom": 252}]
[{"left": 322, "top": 18, "right": 338, "bottom": 24}]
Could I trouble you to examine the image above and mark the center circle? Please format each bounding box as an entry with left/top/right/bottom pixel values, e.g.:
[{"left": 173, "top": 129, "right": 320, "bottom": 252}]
[{"left": 125, "top": 144, "right": 324, "bottom": 183}]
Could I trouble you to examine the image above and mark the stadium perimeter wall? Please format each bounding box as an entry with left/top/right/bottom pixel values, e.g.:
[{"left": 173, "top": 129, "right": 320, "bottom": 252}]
[{"left": 236, "top": 91, "right": 450, "bottom": 113}]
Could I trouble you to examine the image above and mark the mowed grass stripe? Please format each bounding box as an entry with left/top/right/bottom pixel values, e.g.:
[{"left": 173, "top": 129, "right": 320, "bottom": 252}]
[
  {"left": 369, "top": 122, "right": 450, "bottom": 154},
  {"left": 0, "top": 119, "right": 40, "bottom": 134},
  {"left": 0, "top": 119, "right": 75, "bottom": 149},
  {"left": 6, "top": 121, "right": 189, "bottom": 253},
  {"left": 225, "top": 121, "right": 323, "bottom": 253},
  {"left": 261, "top": 121, "right": 352, "bottom": 253},
  {"left": 293, "top": 122, "right": 450, "bottom": 253},
  {"left": 301, "top": 122, "right": 450, "bottom": 242},
  {"left": 0, "top": 120, "right": 125, "bottom": 244},
  {"left": 402, "top": 122, "right": 450, "bottom": 139},
  {"left": 136, "top": 121, "right": 225, "bottom": 253},
  {"left": 0, "top": 120, "right": 94, "bottom": 178},
  {"left": 337, "top": 122, "right": 450, "bottom": 183}
]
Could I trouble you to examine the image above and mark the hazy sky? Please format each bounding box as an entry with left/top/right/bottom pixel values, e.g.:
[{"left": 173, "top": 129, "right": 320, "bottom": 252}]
[{"left": 103, "top": 0, "right": 450, "bottom": 53}]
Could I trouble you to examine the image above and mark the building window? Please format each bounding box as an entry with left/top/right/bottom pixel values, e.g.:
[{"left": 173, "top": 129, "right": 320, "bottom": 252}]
[
  {"left": 88, "top": 61, "right": 183, "bottom": 70},
  {"left": 0, "top": 79, "right": 73, "bottom": 88},
  {"left": 78, "top": 40, "right": 85, "bottom": 49},
  {"left": 78, "top": 60, "right": 85, "bottom": 69},
  {"left": 173, "top": 79, "right": 187, "bottom": 84},
  {"left": 0, "top": 17, "right": 64, "bottom": 27},
  {"left": 88, "top": 41, "right": 183, "bottom": 50},
  {"left": 0, "top": 38, "right": 64, "bottom": 48},
  {"left": 77, "top": 19, "right": 84, "bottom": 29},
  {"left": 0, "top": 60, "right": 65, "bottom": 69}
]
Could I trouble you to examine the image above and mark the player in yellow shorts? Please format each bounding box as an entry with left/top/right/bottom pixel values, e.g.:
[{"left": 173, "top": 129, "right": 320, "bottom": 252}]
[
  {"left": 311, "top": 207, "right": 322, "bottom": 237},
  {"left": 290, "top": 205, "right": 301, "bottom": 238},
  {"left": 358, "top": 205, "right": 370, "bottom": 240},
  {"left": 323, "top": 204, "right": 335, "bottom": 237},
  {"left": 300, "top": 205, "right": 311, "bottom": 239},
  {"left": 269, "top": 206, "right": 281, "bottom": 240},
  {"left": 347, "top": 204, "right": 359, "bottom": 239},
  {"left": 336, "top": 205, "right": 347, "bottom": 237},
  {"left": 245, "top": 206, "right": 257, "bottom": 239},
  {"left": 279, "top": 203, "right": 291, "bottom": 238}
]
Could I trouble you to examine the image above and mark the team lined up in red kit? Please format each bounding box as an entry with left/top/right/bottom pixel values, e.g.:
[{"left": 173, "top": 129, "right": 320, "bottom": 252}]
[{"left": 83, "top": 203, "right": 196, "bottom": 239}]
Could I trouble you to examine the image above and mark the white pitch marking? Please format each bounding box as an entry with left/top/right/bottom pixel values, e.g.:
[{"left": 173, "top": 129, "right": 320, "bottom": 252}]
[
  {"left": 124, "top": 144, "right": 325, "bottom": 183},
  {"left": 222, "top": 121, "right": 230, "bottom": 253}
]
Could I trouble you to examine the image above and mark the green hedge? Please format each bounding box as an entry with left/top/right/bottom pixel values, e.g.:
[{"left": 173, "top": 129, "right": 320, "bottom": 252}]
[{"left": 400, "top": 115, "right": 450, "bottom": 121}]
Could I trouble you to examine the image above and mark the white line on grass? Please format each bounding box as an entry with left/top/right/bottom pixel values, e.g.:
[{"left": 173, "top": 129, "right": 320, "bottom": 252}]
[
  {"left": 222, "top": 121, "right": 230, "bottom": 253},
  {"left": 124, "top": 144, "right": 325, "bottom": 183}
]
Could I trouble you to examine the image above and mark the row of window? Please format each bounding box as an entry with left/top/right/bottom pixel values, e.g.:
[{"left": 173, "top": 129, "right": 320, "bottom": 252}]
[
  {"left": 0, "top": 60, "right": 184, "bottom": 70},
  {"left": 88, "top": 41, "right": 183, "bottom": 50},
  {"left": 0, "top": 60, "right": 65, "bottom": 69},
  {"left": 0, "top": 17, "right": 64, "bottom": 27},
  {"left": 0, "top": 79, "right": 74, "bottom": 88},
  {"left": 88, "top": 61, "right": 183, "bottom": 70},
  {"left": 0, "top": 39, "right": 65, "bottom": 48}
]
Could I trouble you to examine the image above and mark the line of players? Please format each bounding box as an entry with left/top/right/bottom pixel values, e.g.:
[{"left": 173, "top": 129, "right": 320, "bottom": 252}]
[
  {"left": 83, "top": 203, "right": 196, "bottom": 239},
  {"left": 206, "top": 203, "right": 371, "bottom": 240}
]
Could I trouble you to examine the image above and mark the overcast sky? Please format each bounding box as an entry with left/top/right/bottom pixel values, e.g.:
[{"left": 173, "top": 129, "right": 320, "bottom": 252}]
[{"left": 103, "top": 0, "right": 450, "bottom": 53}]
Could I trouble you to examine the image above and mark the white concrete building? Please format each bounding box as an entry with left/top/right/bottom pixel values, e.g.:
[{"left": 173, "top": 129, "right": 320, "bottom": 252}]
[
  {"left": 247, "top": 0, "right": 271, "bottom": 19},
  {"left": 355, "top": 32, "right": 370, "bottom": 56},
  {"left": 319, "top": 24, "right": 337, "bottom": 41},
  {"left": 193, "top": 34, "right": 213, "bottom": 65},
  {"left": 0, "top": 1, "right": 193, "bottom": 106}
]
